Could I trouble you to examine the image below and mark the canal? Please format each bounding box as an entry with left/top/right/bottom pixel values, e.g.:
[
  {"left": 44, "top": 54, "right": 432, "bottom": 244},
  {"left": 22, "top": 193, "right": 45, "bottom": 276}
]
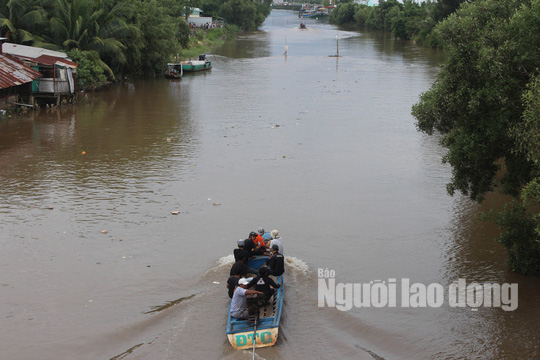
[{"left": 1, "top": 9, "right": 538, "bottom": 360}]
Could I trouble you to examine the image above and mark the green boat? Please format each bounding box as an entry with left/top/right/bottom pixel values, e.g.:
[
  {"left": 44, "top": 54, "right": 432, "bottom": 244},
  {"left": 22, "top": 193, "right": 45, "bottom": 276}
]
[
  {"left": 165, "top": 63, "right": 182, "bottom": 79},
  {"left": 181, "top": 54, "right": 212, "bottom": 73}
]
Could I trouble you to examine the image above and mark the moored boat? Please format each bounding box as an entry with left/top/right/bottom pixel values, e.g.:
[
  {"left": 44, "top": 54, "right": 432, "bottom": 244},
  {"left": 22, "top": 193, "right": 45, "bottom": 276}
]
[
  {"left": 181, "top": 54, "right": 212, "bottom": 72},
  {"left": 299, "top": 5, "right": 329, "bottom": 18},
  {"left": 226, "top": 254, "right": 284, "bottom": 350},
  {"left": 165, "top": 63, "right": 183, "bottom": 79}
]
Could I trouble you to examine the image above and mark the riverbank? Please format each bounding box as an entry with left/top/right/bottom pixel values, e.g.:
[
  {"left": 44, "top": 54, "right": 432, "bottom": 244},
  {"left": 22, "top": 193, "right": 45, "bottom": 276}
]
[
  {"left": 2, "top": 10, "right": 538, "bottom": 360},
  {"left": 180, "top": 26, "right": 238, "bottom": 60}
]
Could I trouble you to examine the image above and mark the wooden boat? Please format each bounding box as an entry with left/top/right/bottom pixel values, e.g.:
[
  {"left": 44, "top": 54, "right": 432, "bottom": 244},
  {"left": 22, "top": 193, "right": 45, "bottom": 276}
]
[
  {"left": 299, "top": 5, "right": 329, "bottom": 18},
  {"left": 181, "top": 54, "right": 212, "bottom": 72},
  {"left": 226, "top": 255, "right": 284, "bottom": 350},
  {"left": 165, "top": 63, "right": 182, "bottom": 79}
]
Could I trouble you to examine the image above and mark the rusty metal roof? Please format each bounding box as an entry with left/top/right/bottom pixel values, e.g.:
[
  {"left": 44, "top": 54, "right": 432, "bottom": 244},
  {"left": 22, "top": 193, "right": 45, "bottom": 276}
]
[
  {"left": 2, "top": 43, "right": 78, "bottom": 70},
  {"left": 0, "top": 54, "right": 42, "bottom": 89}
]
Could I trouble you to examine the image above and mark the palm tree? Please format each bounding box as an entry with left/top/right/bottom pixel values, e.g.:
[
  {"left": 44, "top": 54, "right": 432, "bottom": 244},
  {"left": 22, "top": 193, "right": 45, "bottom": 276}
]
[
  {"left": 48, "top": 0, "right": 98, "bottom": 50},
  {"left": 0, "top": 0, "right": 46, "bottom": 44},
  {"left": 46, "top": 0, "right": 141, "bottom": 78},
  {"left": 84, "top": 1, "right": 142, "bottom": 73}
]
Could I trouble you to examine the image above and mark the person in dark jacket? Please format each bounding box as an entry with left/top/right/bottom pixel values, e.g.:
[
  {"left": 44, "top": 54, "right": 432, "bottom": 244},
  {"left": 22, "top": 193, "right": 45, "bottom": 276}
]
[
  {"left": 233, "top": 240, "right": 259, "bottom": 276},
  {"left": 230, "top": 254, "right": 247, "bottom": 277},
  {"left": 226, "top": 273, "right": 241, "bottom": 298},
  {"left": 247, "top": 266, "right": 280, "bottom": 304},
  {"left": 245, "top": 232, "right": 268, "bottom": 256},
  {"left": 234, "top": 239, "right": 250, "bottom": 263},
  {"left": 265, "top": 245, "right": 284, "bottom": 276}
]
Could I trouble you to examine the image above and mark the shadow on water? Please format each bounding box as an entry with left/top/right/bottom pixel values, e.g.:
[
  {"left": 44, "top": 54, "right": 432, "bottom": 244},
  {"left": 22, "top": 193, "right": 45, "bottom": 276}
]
[
  {"left": 109, "top": 343, "right": 144, "bottom": 360},
  {"left": 143, "top": 294, "right": 197, "bottom": 314},
  {"left": 440, "top": 190, "right": 540, "bottom": 359}
]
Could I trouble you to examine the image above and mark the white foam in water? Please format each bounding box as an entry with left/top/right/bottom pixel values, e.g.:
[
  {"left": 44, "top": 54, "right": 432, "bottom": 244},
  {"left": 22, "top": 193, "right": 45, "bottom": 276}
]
[
  {"left": 201, "top": 255, "right": 235, "bottom": 280},
  {"left": 285, "top": 256, "right": 311, "bottom": 276},
  {"left": 216, "top": 254, "right": 235, "bottom": 268},
  {"left": 204, "top": 255, "right": 309, "bottom": 281}
]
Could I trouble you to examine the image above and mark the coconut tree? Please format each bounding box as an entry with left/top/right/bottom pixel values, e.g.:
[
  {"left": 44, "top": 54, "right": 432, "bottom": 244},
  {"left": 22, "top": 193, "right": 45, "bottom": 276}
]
[
  {"left": 0, "top": 0, "right": 46, "bottom": 44},
  {"left": 45, "top": 0, "right": 141, "bottom": 77}
]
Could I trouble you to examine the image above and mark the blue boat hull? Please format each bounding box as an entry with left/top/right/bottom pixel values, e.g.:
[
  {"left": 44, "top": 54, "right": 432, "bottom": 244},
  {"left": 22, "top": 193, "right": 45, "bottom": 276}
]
[{"left": 226, "top": 255, "right": 284, "bottom": 349}]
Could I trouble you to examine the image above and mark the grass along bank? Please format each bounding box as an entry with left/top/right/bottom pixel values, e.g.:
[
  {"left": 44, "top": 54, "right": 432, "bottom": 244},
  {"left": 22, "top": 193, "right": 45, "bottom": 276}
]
[{"left": 180, "top": 26, "right": 238, "bottom": 60}]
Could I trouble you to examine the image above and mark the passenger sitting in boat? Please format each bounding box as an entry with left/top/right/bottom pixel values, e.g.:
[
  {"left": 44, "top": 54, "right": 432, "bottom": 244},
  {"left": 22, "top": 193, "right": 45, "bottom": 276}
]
[
  {"left": 265, "top": 245, "right": 285, "bottom": 277},
  {"left": 226, "top": 272, "right": 241, "bottom": 299},
  {"left": 233, "top": 239, "right": 259, "bottom": 276},
  {"left": 245, "top": 232, "right": 267, "bottom": 256},
  {"left": 258, "top": 227, "right": 273, "bottom": 248},
  {"left": 234, "top": 239, "right": 250, "bottom": 263},
  {"left": 230, "top": 253, "right": 258, "bottom": 277},
  {"left": 255, "top": 227, "right": 268, "bottom": 249},
  {"left": 247, "top": 267, "right": 280, "bottom": 304},
  {"left": 269, "top": 230, "right": 283, "bottom": 254},
  {"left": 230, "top": 278, "right": 264, "bottom": 320}
]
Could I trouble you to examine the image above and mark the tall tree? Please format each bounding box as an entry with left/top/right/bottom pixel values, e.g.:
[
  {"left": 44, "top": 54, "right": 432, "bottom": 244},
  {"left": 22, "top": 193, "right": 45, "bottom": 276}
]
[
  {"left": 219, "top": 0, "right": 269, "bottom": 31},
  {"left": 0, "top": 0, "right": 46, "bottom": 44},
  {"left": 436, "top": 0, "right": 465, "bottom": 20},
  {"left": 126, "top": 0, "right": 178, "bottom": 74},
  {"left": 412, "top": 0, "right": 540, "bottom": 274},
  {"left": 45, "top": 0, "right": 141, "bottom": 75}
]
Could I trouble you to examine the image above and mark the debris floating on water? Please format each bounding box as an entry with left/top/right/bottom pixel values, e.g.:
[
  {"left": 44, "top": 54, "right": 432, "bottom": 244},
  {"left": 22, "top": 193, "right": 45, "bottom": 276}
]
[{"left": 101, "top": 230, "right": 109, "bottom": 234}]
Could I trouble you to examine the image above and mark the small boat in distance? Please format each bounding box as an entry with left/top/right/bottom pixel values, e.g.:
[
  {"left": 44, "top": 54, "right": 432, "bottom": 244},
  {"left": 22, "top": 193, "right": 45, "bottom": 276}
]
[
  {"left": 299, "top": 5, "right": 329, "bottom": 18},
  {"left": 181, "top": 54, "right": 212, "bottom": 73},
  {"left": 300, "top": 22, "right": 306, "bottom": 29},
  {"left": 227, "top": 254, "right": 284, "bottom": 350},
  {"left": 165, "top": 63, "right": 182, "bottom": 79}
]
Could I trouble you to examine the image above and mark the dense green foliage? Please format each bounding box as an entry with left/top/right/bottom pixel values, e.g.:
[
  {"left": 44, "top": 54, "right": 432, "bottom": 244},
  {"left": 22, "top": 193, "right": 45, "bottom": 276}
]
[
  {"left": 412, "top": 0, "right": 540, "bottom": 274},
  {"left": 0, "top": 0, "right": 46, "bottom": 44},
  {"left": 181, "top": 25, "right": 235, "bottom": 59},
  {"left": 218, "top": 0, "right": 271, "bottom": 31},
  {"left": 198, "top": 0, "right": 271, "bottom": 31},
  {"left": 67, "top": 48, "right": 108, "bottom": 90},
  {"left": 489, "top": 202, "right": 540, "bottom": 275},
  {"left": 330, "top": 0, "right": 465, "bottom": 46},
  {"left": 0, "top": 0, "right": 269, "bottom": 88}
]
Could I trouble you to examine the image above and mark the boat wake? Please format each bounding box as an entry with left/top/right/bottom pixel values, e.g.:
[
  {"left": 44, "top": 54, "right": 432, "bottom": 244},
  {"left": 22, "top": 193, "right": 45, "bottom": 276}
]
[
  {"left": 201, "top": 254, "right": 235, "bottom": 279},
  {"left": 104, "top": 254, "right": 411, "bottom": 359},
  {"left": 285, "top": 256, "right": 310, "bottom": 275},
  {"left": 202, "top": 254, "right": 311, "bottom": 283}
]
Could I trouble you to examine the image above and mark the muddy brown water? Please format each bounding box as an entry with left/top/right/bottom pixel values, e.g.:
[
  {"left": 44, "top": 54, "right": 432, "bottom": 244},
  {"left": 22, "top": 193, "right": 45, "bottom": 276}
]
[{"left": 1, "top": 10, "right": 538, "bottom": 360}]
